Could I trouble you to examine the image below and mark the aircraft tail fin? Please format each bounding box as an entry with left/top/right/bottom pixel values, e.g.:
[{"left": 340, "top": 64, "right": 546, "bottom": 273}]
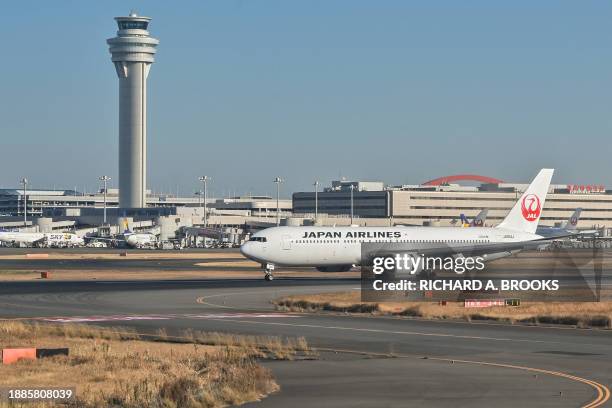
[
  {"left": 123, "top": 219, "right": 132, "bottom": 234},
  {"left": 471, "top": 209, "right": 488, "bottom": 227},
  {"left": 561, "top": 208, "right": 582, "bottom": 231},
  {"left": 497, "top": 169, "right": 554, "bottom": 234}
]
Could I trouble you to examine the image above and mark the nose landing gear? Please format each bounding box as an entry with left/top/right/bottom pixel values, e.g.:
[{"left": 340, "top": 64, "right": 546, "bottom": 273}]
[{"left": 263, "top": 263, "right": 275, "bottom": 281}]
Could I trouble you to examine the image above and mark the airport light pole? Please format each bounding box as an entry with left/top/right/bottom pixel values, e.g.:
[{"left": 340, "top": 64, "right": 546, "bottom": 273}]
[
  {"left": 274, "top": 177, "right": 284, "bottom": 226},
  {"left": 99, "top": 176, "right": 111, "bottom": 225},
  {"left": 20, "top": 178, "right": 28, "bottom": 227},
  {"left": 314, "top": 180, "right": 320, "bottom": 221},
  {"left": 199, "top": 176, "right": 210, "bottom": 227},
  {"left": 349, "top": 184, "right": 355, "bottom": 224}
]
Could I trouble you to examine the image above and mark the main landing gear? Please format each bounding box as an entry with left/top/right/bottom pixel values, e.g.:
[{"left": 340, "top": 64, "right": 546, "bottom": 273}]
[{"left": 263, "top": 263, "right": 275, "bottom": 281}]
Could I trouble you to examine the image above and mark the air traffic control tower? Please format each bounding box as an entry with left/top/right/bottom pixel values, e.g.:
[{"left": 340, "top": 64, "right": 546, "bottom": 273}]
[{"left": 107, "top": 11, "right": 159, "bottom": 208}]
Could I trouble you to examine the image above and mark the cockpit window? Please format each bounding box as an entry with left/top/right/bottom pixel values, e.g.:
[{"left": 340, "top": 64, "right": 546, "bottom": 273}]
[{"left": 250, "top": 237, "right": 267, "bottom": 242}]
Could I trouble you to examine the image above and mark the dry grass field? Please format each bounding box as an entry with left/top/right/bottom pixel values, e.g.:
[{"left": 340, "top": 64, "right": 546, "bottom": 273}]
[
  {"left": 0, "top": 321, "right": 314, "bottom": 407},
  {"left": 275, "top": 291, "right": 612, "bottom": 328}
]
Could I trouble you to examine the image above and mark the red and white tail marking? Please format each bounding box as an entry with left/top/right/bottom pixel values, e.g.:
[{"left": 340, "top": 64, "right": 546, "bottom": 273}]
[{"left": 497, "top": 168, "right": 554, "bottom": 234}]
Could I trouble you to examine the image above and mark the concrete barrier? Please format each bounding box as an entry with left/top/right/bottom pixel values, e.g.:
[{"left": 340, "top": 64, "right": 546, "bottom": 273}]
[
  {"left": 2, "top": 348, "right": 36, "bottom": 364},
  {"left": 2, "top": 348, "right": 69, "bottom": 364},
  {"left": 36, "top": 348, "right": 69, "bottom": 359}
]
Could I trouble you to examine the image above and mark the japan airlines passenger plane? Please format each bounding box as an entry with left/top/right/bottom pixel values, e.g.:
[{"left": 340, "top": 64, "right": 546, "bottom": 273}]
[{"left": 241, "top": 169, "right": 554, "bottom": 280}]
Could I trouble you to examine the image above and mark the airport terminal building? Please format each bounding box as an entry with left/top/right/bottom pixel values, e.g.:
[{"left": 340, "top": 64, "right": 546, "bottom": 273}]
[
  {"left": 293, "top": 176, "right": 612, "bottom": 229},
  {"left": 3, "top": 174, "right": 612, "bottom": 233},
  {"left": 0, "top": 188, "right": 292, "bottom": 229}
]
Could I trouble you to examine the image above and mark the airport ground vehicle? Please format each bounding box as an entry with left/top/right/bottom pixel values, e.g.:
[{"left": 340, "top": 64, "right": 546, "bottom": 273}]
[{"left": 86, "top": 241, "right": 108, "bottom": 248}]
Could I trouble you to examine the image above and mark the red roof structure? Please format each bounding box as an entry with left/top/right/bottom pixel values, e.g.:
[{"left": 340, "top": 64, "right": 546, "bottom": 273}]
[{"left": 422, "top": 174, "right": 504, "bottom": 186}]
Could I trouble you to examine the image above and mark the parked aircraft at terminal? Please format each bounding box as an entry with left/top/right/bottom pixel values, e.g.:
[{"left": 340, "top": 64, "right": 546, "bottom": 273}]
[
  {"left": 241, "top": 169, "right": 557, "bottom": 280},
  {"left": 45, "top": 233, "right": 85, "bottom": 247},
  {"left": 123, "top": 230, "right": 157, "bottom": 248},
  {"left": 88, "top": 223, "right": 158, "bottom": 248},
  {"left": 536, "top": 208, "right": 582, "bottom": 239},
  {"left": 112, "top": 220, "right": 158, "bottom": 248},
  {"left": 0, "top": 231, "right": 84, "bottom": 247},
  {"left": 0, "top": 231, "right": 45, "bottom": 246},
  {"left": 459, "top": 209, "right": 488, "bottom": 227}
]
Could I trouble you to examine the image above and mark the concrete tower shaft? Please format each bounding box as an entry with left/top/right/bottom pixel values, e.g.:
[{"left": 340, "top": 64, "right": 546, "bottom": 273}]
[{"left": 107, "top": 12, "right": 159, "bottom": 208}]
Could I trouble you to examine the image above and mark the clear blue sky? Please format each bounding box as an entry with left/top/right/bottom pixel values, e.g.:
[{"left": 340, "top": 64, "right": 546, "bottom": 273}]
[{"left": 1, "top": 1, "right": 611, "bottom": 198}]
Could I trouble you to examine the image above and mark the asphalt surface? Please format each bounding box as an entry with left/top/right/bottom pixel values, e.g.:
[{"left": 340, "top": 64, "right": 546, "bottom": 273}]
[
  {"left": 0, "top": 277, "right": 610, "bottom": 407},
  {"left": 0, "top": 257, "right": 245, "bottom": 271},
  {"left": 2, "top": 247, "right": 612, "bottom": 283}
]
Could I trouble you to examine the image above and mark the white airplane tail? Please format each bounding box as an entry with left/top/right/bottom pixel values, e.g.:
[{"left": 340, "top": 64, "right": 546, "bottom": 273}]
[
  {"left": 122, "top": 219, "right": 133, "bottom": 235},
  {"left": 471, "top": 209, "right": 488, "bottom": 227},
  {"left": 497, "top": 168, "right": 554, "bottom": 234},
  {"left": 561, "top": 208, "right": 582, "bottom": 231}
]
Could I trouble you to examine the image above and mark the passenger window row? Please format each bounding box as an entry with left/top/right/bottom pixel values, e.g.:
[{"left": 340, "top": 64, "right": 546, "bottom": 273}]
[{"left": 291, "top": 239, "right": 491, "bottom": 244}]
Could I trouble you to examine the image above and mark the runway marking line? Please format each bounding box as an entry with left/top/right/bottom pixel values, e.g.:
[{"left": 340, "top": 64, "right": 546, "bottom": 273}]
[
  {"left": 195, "top": 297, "right": 607, "bottom": 348},
  {"left": 0, "top": 313, "right": 299, "bottom": 324},
  {"left": 1, "top": 315, "right": 607, "bottom": 407},
  {"left": 424, "top": 357, "right": 610, "bottom": 408},
  {"left": 203, "top": 317, "right": 610, "bottom": 408},
  {"left": 0, "top": 299, "right": 608, "bottom": 406},
  {"left": 293, "top": 345, "right": 610, "bottom": 408},
  {"left": 202, "top": 317, "right": 557, "bottom": 344}
]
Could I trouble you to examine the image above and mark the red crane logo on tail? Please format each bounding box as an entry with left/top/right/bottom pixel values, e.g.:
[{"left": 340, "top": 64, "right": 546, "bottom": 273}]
[{"left": 521, "top": 194, "right": 541, "bottom": 222}]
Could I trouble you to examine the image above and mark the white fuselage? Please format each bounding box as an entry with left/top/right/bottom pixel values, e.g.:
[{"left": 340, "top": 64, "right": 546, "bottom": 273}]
[
  {"left": 240, "top": 226, "right": 543, "bottom": 267},
  {"left": 0, "top": 232, "right": 84, "bottom": 247},
  {"left": 125, "top": 233, "right": 157, "bottom": 248},
  {"left": 46, "top": 233, "right": 85, "bottom": 247},
  {"left": 0, "top": 231, "right": 45, "bottom": 245}
]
